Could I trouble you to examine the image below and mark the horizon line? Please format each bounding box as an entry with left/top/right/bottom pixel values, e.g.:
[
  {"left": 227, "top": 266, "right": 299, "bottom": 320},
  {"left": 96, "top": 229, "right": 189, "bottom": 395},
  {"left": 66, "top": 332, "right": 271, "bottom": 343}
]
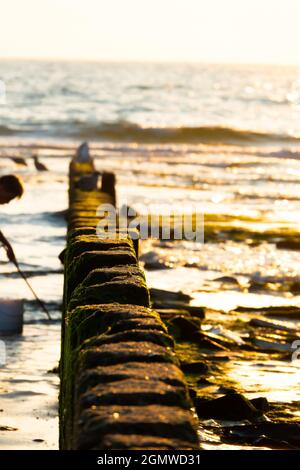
[{"left": 0, "top": 56, "right": 299, "bottom": 68}]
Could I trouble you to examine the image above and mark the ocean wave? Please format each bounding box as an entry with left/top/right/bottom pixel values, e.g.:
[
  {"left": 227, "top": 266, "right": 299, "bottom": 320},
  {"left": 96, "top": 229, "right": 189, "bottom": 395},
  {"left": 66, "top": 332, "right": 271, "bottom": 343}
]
[
  {"left": 1, "top": 120, "right": 300, "bottom": 145},
  {"left": 0, "top": 125, "right": 18, "bottom": 135},
  {"left": 77, "top": 121, "right": 300, "bottom": 145}
]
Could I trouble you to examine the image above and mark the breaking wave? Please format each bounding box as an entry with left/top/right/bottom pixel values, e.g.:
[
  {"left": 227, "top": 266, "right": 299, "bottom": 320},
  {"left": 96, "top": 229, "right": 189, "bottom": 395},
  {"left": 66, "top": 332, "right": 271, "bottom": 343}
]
[
  {"left": 1, "top": 120, "right": 300, "bottom": 145},
  {"left": 77, "top": 121, "right": 300, "bottom": 145}
]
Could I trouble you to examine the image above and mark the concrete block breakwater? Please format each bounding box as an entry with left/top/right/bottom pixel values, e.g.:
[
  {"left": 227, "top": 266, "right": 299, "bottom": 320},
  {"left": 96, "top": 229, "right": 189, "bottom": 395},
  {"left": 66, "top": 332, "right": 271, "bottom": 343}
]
[{"left": 59, "top": 154, "right": 200, "bottom": 450}]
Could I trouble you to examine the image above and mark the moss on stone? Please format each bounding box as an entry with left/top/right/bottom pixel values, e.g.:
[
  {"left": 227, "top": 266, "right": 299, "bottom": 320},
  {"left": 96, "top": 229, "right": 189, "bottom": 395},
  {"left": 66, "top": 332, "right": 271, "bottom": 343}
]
[
  {"left": 66, "top": 236, "right": 133, "bottom": 263},
  {"left": 66, "top": 249, "right": 137, "bottom": 299},
  {"left": 68, "top": 278, "right": 150, "bottom": 311},
  {"left": 81, "top": 266, "right": 145, "bottom": 288}
]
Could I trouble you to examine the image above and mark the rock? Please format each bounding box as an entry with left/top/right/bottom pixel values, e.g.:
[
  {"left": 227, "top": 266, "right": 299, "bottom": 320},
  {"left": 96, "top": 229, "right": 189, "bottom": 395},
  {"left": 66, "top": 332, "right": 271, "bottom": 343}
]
[
  {"left": 250, "top": 397, "right": 270, "bottom": 413},
  {"left": 66, "top": 235, "right": 133, "bottom": 262},
  {"left": 196, "top": 334, "right": 229, "bottom": 351},
  {"left": 188, "top": 388, "right": 197, "bottom": 400},
  {"left": 68, "top": 277, "right": 150, "bottom": 311},
  {"left": 249, "top": 318, "right": 297, "bottom": 333},
  {"left": 217, "top": 386, "right": 237, "bottom": 394},
  {"left": 221, "top": 422, "right": 300, "bottom": 447},
  {"left": 109, "top": 317, "right": 167, "bottom": 335},
  {"left": 264, "top": 306, "right": 300, "bottom": 320},
  {"left": 75, "top": 405, "right": 200, "bottom": 450},
  {"left": 252, "top": 338, "right": 292, "bottom": 353},
  {"left": 196, "top": 378, "right": 213, "bottom": 386},
  {"left": 66, "top": 304, "right": 167, "bottom": 351},
  {"left": 181, "top": 361, "right": 209, "bottom": 375},
  {"left": 79, "top": 378, "right": 191, "bottom": 409},
  {"left": 85, "top": 329, "right": 174, "bottom": 349},
  {"left": 95, "top": 433, "right": 196, "bottom": 450},
  {"left": 150, "top": 288, "right": 191, "bottom": 303},
  {"left": 168, "top": 316, "right": 201, "bottom": 341},
  {"left": 195, "top": 393, "right": 262, "bottom": 421},
  {"left": 81, "top": 265, "right": 145, "bottom": 287},
  {"left": 276, "top": 240, "right": 300, "bottom": 250},
  {"left": 79, "top": 341, "right": 179, "bottom": 368},
  {"left": 213, "top": 276, "right": 240, "bottom": 286},
  {"left": 141, "top": 251, "right": 172, "bottom": 271},
  {"left": 67, "top": 249, "right": 137, "bottom": 295},
  {"left": 157, "top": 309, "right": 191, "bottom": 321},
  {"left": 208, "top": 355, "right": 230, "bottom": 362},
  {"left": 154, "top": 301, "right": 205, "bottom": 319},
  {"left": 252, "top": 436, "right": 298, "bottom": 450},
  {"left": 77, "top": 362, "right": 187, "bottom": 395},
  {"left": 235, "top": 306, "right": 300, "bottom": 320},
  {"left": 144, "top": 260, "right": 172, "bottom": 271}
]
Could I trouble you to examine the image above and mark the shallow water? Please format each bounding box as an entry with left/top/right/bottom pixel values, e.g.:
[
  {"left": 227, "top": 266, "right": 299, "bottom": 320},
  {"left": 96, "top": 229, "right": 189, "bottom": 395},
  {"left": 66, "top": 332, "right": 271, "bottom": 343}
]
[
  {"left": 0, "top": 323, "right": 60, "bottom": 449},
  {"left": 0, "top": 156, "right": 66, "bottom": 449}
]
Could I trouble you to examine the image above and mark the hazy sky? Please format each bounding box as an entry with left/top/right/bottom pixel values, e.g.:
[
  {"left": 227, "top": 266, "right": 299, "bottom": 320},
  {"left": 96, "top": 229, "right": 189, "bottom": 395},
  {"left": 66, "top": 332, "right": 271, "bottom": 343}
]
[{"left": 1, "top": 0, "right": 300, "bottom": 64}]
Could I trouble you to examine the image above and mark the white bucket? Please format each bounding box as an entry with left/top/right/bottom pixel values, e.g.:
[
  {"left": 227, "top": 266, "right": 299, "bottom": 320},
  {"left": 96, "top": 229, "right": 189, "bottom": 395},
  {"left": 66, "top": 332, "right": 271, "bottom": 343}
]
[{"left": 0, "top": 300, "right": 24, "bottom": 335}]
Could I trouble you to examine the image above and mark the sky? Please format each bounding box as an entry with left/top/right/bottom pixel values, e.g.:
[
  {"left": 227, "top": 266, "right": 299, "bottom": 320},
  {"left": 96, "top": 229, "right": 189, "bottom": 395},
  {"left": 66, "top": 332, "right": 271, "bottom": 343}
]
[{"left": 1, "top": 0, "right": 300, "bottom": 64}]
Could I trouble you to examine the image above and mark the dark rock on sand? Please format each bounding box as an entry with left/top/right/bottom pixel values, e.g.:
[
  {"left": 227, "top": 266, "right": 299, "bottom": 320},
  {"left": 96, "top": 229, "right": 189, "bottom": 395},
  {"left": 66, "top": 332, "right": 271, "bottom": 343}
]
[
  {"left": 188, "top": 388, "right": 197, "bottom": 400},
  {"left": 249, "top": 318, "right": 297, "bottom": 333},
  {"left": 180, "top": 361, "right": 210, "bottom": 375},
  {"left": 168, "top": 316, "right": 201, "bottom": 341},
  {"left": 141, "top": 252, "right": 172, "bottom": 271},
  {"left": 250, "top": 397, "right": 270, "bottom": 413},
  {"left": 213, "top": 276, "right": 240, "bottom": 286},
  {"left": 195, "top": 393, "right": 263, "bottom": 421},
  {"left": 276, "top": 240, "right": 300, "bottom": 250},
  {"left": 196, "top": 334, "right": 229, "bottom": 351},
  {"left": 150, "top": 288, "right": 191, "bottom": 303},
  {"left": 235, "top": 306, "right": 300, "bottom": 320},
  {"left": 252, "top": 436, "right": 299, "bottom": 450},
  {"left": 144, "top": 261, "right": 172, "bottom": 270},
  {"left": 196, "top": 378, "right": 213, "bottom": 386},
  {"left": 221, "top": 422, "right": 300, "bottom": 448},
  {"left": 154, "top": 301, "right": 205, "bottom": 318},
  {"left": 217, "top": 386, "right": 238, "bottom": 395}
]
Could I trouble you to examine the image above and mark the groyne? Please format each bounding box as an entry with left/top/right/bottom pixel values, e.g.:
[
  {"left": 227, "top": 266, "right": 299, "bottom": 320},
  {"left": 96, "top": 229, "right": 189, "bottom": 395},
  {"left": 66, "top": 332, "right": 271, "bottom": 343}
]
[{"left": 59, "top": 154, "right": 200, "bottom": 450}]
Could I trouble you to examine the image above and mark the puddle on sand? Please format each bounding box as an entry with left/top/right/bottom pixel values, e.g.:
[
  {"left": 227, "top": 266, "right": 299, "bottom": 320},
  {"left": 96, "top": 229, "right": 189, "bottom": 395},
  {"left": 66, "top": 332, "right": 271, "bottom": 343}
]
[{"left": 0, "top": 323, "right": 60, "bottom": 450}]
